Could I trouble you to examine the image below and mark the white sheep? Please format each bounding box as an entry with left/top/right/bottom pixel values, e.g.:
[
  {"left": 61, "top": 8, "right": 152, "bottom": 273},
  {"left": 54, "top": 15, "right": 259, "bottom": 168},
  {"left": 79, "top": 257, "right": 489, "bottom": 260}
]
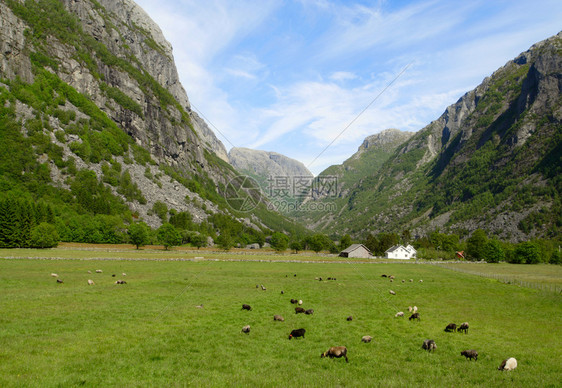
[
  {"left": 95, "top": 269, "right": 102, "bottom": 273},
  {"left": 408, "top": 306, "right": 413, "bottom": 312},
  {"left": 241, "top": 325, "right": 251, "bottom": 334},
  {"left": 298, "top": 300, "right": 303, "bottom": 305},
  {"left": 395, "top": 312, "right": 404, "bottom": 317},
  {"left": 87, "top": 279, "right": 95, "bottom": 285},
  {"left": 498, "top": 357, "right": 517, "bottom": 371},
  {"left": 361, "top": 335, "right": 373, "bottom": 343},
  {"left": 389, "top": 290, "right": 396, "bottom": 295},
  {"left": 413, "top": 306, "right": 418, "bottom": 313},
  {"left": 50, "top": 273, "right": 58, "bottom": 277}
]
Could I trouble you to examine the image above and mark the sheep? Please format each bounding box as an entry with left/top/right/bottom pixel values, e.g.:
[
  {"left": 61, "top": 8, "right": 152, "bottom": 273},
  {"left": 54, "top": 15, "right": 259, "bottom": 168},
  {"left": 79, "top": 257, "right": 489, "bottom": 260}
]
[
  {"left": 122, "top": 273, "right": 127, "bottom": 276},
  {"left": 50, "top": 273, "right": 58, "bottom": 277},
  {"left": 295, "top": 307, "right": 305, "bottom": 314},
  {"left": 112, "top": 274, "right": 116, "bottom": 277},
  {"left": 273, "top": 315, "right": 285, "bottom": 322},
  {"left": 87, "top": 279, "right": 95, "bottom": 286},
  {"left": 261, "top": 285, "right": 267, "bottom": 291},
  {"left": 347, "top": 316, "right": 353, "bottom": 321},
  {"left": 498, "top": 357, "right": 517, "bottom": 371},
  {"left": 458, "top": 322, "right": 469, "bottom": 334},
  {"left": 390, "top": 279, "right": 394, "bottom": 282},
  {"left": 419, "top": 279, "right": 423, "bottom": 283},
  {"left": 288, "top": 328, "right": 305, "bottom": 339},
  {"left": 298, "top": 300, "right": 303, "bottom": 305},
  {"left": 321, "top": 346, "right": 348, "bottom": 363},
  {"left": 87, "top": 270, "right": 92, "bottom": 274},
  {"left": 361, "top": 335, "right": 372, "bottom": 343},
  {"left": 241, "top": 325, "right": 250, "bottom": 334},
  {"left": 256, "top": 285, "right": 259, "bottom": 288},
  {"left": 408, "top": 306, "right": 413, "bottom": 312},
  {"left": 409, "top": 279, "right": 414, "bottom": 282},
  {"left": 395, "top": 312, "right": 404, "bottom": 317},
  {"left": 444, "top": 323, "right": 457, "bottom": 332},
  {"left": 389, "top": 290, "right": 396, "bottom": 295},
  {"left": 280, "top": 290, "right": 284, "bottom": 294},
  {"left": 195, "top": 304, "right": 204, "bottom": 309},
  {"left": 461, "top": 349, "right": 478, "bottom": 361},
  {"left": 409, "top": 312, "right": 420, "bottom": 321},
  {"left": 381, "top": 274, "right": 387, "bottom": 278},
  {"left": 401, "top": 280, "right": 405, "bottom": 283},
  {"left": 305, "top": 309, "right": 314, "bottom": 315},
  {"left": 56, "top": 279, "right": 64, "bottom": 284},
  {"left": 114, "top": 280, "right": 127, "bottom": 284},
  {"left": 422, "top": 339, "right": 437, "bottom": 352},
  {"left": 412, "top": 306, "right": 418, "bottom": 313},
  {"left": 95, "top": 270, "right": 102, "bottom": 273},
  {"left": 389, "top": 275, "right": 395, "bottom": 280},
  {"left": 290, "top": 299, "right": 298, "bottom": 304},
  {"left": 242, "top": 304, "right": 252, "bottom": 311}
]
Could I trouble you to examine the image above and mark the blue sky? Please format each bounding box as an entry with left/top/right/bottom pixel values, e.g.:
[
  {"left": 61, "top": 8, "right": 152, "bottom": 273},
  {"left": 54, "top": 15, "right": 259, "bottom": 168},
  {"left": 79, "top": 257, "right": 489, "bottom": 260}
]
[{"left": 135, "top": 0, "right": 562, "bottom": 175}]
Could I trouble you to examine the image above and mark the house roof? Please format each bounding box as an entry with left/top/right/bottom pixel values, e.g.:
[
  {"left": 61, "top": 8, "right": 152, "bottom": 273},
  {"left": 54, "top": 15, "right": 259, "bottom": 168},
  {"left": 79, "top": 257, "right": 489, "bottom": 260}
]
[
  {"left": 341, "top": 244, "right": 371, "bottom": 254},
  {"left": 385, "top": 245, "right": 405, "bottom": 253}
]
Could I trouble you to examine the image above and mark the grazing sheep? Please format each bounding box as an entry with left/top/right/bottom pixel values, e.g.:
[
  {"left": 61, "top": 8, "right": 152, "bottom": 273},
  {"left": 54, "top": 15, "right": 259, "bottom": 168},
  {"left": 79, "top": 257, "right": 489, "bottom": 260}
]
[
  {"left": 87, "top": 270, "right": 92, "bottom": 274},
  {"left": 347, "top": 316, "right": 353, "bottom": 321},
  {"left": 290, "top": 299, "right": 298, "bottom": 304},
  {"left": 401, "top": 280, "right": 405, "bottom": 283},
  {"left": 389, "top": 275, "right": 395, "bottom": 280},
  {"left": 289, "top": 328, "right": 306, "bottom": 339},
  {"left": 298, "top": 300, "right": 303, "bottom": 305},
  {"left": 409, "top": 312, "right": 420, "bottom": 321},
  {"left": 281, "top": 290, "right": 284, "bottom": 294},
  {"left": 195, "top": 304, "right": 204, "bottom": 309},
  {"left": 51, "top": 273, "right": 58, "bottom": 277},
  {"left": 390, "top": 279, "right": 394, "bottom": 283},
  {"left": 419, "top": 279, "right": 423, "bottom": 283},
  {"left": 256, "top": 285, "right": 259, "bottom": 288},
  {"left": 295, "top": 307, "right": 305, "bottom": 314},
  {"left": 242, "top": 304, "right": 252, "bottom": 311},
  {"left": 458, "top": 322, "right": 469, "bottom": 334},
  {"left": 114, "top": 280, "right": 127, "bottom": 284},
  {"left": 409, "top": 279, "right": 414, "bottom": 282},
  {"left": 112, "top": 274, "right": 116, "bottom": 277},
  {"left": 261, "top": 285, "right": 267, "bottom": 291},
  {"left": 461, "top": 350, "right": 478, "bottom": 361},
  {"left": 56, "top": 279, "right": 63, "bottom": 284},
  {"left": 412, "top": 306, "right": 418, "bottom": 313},
  {"left": 241, "top": 325, "right": 250, "bottom": 334},
  {"left": 321, "top": 346, "right": 348, "bottom": 363},
  {"left": 122, "top": 273, "right": 127, "bottom": 276},
  {"left": 274, "top": 315, "right": 285, "bottom": 322},
  {"left": 395, "top": 312, "right": 404, "bottom": 317},
  {"left": 422, "top": 339, "right": 437, "bottom": 352},
  {"left": 389, "top": 290, "right": 396, "bottom": 295},
  {"left": 381, "top": 274, "right": 387, "bottom": 278},
  {"left": 408, "top": 306, "right": 413, "bottom": 312},
  {"left": 305, "top": 309, "right": 314, "bottom": 315},
  {"left": 95, "top": 270, "right": 102, "bottom": 273},
  {"left": 444, "top": 323, "right": 457, "bottom": 332},
  {"left": 498, "top": 358, "right": 517, "bottom": 371},
  {"left": 361, "top": 335, "right": 372, "bottom": 343},
  {"left": 87, "top": 279, "right": 95, "bottom": 285}
]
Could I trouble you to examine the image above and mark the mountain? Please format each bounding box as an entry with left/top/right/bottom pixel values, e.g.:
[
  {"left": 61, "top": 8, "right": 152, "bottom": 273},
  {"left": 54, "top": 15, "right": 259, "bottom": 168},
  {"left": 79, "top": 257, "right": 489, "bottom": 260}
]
[
  {"left": 229, "top": 147, "right": 313, "bottom": 183},
  {"left": 0, "top": 0, "right": 301, "bottom": 246},
  {"left": 300, "top": 32, "right": 562, "bottom": 242}
]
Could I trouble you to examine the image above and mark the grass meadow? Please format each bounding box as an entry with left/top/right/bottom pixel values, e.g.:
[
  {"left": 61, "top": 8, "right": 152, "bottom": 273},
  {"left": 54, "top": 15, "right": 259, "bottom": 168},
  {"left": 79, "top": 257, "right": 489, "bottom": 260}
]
[{"left": 0, "top": 250, "right": 561, "bottom": 387}]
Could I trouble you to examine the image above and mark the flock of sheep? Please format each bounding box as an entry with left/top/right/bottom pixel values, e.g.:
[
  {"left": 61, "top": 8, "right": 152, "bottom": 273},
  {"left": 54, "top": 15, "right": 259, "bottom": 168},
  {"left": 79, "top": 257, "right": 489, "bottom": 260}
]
[
  {"left": 384, "top": 274, "right": 518, "bottom": 372},
  {"left": 50, "top": 270, "right": 127, "bottom": 285},
  {"left": 238, "top": 272, "right": 518, "bottom": 371}
]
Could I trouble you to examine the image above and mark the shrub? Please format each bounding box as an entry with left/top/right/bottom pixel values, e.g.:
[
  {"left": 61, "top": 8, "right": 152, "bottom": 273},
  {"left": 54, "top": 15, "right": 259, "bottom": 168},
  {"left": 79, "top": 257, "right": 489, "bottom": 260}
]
[{"left": 30, "top": 222, "right": 59, "bottom": 248}]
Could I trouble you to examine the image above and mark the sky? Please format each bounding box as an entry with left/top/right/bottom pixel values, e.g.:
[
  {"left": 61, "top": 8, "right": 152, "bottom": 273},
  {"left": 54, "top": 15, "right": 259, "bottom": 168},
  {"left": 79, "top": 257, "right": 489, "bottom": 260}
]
[{"left": 134, "top": 0, "right": 562, "bottom": 175}]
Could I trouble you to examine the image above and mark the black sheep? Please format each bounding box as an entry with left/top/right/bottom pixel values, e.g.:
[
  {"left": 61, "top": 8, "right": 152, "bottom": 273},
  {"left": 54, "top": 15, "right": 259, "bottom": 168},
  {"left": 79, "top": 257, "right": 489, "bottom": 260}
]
[
  {"left": 289, "top": 328, "right": 306, "bottom": 339},
  {"left": 295, "top": 307, "right": 305, "bottom": 314},
  {"left": 461, "top": 349, "right": 478, "bottom": 361},
  {"left": 444, "top": 323, "right": 457, "bottom": 332},
  {"left": 422, "top": 339, "right": 437, "bottom": 352},
  {"left": 290, "top": 299, "right": 298, "bottom": 304},
  {"left": 408, "top": 312, "right": 420, "bottom": 321},
  {"left": 458, "top": 322, "right": 469, "bottom": 334},
  {"left": 305, "top": 309, "right": 314, "bottom": 315},
  {"left": 242, "top": 304, "right": 252, "bottom": 311}
]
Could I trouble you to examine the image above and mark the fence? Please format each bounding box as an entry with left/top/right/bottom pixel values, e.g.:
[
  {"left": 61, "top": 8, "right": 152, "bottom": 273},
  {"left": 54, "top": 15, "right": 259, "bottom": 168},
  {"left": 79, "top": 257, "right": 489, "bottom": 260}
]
[{"left": 436, "top": 264, "right": 562, "bottom": 294}]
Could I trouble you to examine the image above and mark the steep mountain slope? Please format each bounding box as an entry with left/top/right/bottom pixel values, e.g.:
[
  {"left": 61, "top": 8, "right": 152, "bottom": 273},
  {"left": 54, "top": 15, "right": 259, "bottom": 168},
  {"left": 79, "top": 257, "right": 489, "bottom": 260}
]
[
  {"left": 0, "top": 0, "right": 300, "bottom": 245},
  {"left": 304, "top": 32, "right": 562, "bottom": 242}
]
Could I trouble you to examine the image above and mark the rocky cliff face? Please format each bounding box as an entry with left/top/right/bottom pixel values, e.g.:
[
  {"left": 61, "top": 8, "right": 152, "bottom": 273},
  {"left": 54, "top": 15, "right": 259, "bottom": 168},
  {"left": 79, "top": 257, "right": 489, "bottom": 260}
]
[
  {"left": 229, "top": 147, "right": 313, "bottom": 180},
  {"left": 300, "top": 32, "right": 562, "bottom": 241},
  {"left": 0, "top": 0, "right": 260, "bottom": 229}
]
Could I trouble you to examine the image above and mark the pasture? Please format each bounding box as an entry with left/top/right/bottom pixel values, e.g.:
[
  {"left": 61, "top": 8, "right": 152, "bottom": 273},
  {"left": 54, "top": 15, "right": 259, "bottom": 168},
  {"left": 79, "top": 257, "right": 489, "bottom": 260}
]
[{"left": 0, "top": 253, "right": 560, "bottom": 387}]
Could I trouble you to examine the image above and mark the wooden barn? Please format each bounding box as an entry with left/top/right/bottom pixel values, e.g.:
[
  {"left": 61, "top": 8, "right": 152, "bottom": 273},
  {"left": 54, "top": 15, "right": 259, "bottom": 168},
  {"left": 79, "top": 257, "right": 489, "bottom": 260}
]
[{"left": 339, "top": 244, "right": 372, "bottom": 259}]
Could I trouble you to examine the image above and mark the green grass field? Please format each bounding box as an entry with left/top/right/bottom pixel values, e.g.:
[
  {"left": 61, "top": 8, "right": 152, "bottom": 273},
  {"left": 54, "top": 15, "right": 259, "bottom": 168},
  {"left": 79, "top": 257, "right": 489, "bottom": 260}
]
[{"left": 0, "top": 251, "right": 561, "bottom": 387}]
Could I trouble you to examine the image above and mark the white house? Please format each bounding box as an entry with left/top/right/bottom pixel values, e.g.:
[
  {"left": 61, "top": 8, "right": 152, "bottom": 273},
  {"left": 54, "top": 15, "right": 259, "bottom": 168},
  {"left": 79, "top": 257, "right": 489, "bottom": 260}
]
[
  {"left": 385, "top": 244, "right": 417, "bottom": 260},
  {"left": 339, "top": 244, "right": 372, "bottom": 259}
]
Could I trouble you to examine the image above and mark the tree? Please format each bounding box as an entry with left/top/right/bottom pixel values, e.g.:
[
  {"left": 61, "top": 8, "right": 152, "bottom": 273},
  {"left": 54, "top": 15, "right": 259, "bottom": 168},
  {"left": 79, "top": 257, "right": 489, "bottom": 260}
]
[
  {"left": 550, "top": 250, "right": 561, "bottom": 265},
  {"left": 271, "top": 232, "right": 289, "bottom": 253},
  {"left": 128, "top": 222, "right": 149, "bottom": 249},
  {"left": 29, "top": 222, "right": 59, "bottom": 248},
  {"left": 466, "top": 229, "right": 488, "bottom": 260},
  {"left": 483, "top": 239, "right": 504, "bottom": 263},
  {"left": 216, "top": 232, "right": 233, "bottom": 251},
  {"left": 340, "top": 234, "right": 352, "bottom": 250},
  {"left": 290, "top": 240, "right": 302, "bottom": 254},
  {"left": 309, "top": 234, "right": 326, "bottom": 253},
  {"left": 157, "top": 223, "right": 182, "bottom": 250},
  {"left": 190, "top": 233, "right": 207, "bottom": 249},
  {"left": 514, "top": 241, "right": 541, "bottom": 264}
]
